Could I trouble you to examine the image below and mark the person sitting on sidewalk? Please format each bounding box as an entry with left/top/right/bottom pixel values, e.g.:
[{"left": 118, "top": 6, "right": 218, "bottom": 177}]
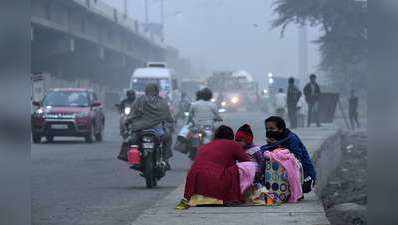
[
  {"left": 235, "top": 124, "right": 260, "bottom": 154},
  {"left": 234, "top": 123, "right": 304, "bottom": 204},
  {"left": 177, "top": 125, "right": 251, "bottom": 210},
  {"left": 255, "top": 116, "right": 317, "bottom": 194}
]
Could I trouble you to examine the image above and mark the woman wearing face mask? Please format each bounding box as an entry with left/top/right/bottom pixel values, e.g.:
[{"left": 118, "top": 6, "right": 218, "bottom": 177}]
[{"left": 259, "top": 116, "right": 316, "bottom": 194}]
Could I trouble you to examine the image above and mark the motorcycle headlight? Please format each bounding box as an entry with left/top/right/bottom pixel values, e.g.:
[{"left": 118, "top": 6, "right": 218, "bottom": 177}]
[
  {"left": 210, "top": 98, "right": 216, "bottom": 103},
  {"left": 184, "top": 112, "right": 189, "bottom": 117},
  {"left": 230, "top": 96, "right": 240, "bottom": 104},
  {"left": 221, "top": 101, "right": 227, "bottom": 107},
  {"left": 75, "top": 111, "right": 89, "bottom": 118},
  {"left": 36, "top": 108, "right": 44, "bottom": 114},
  {"left": 124, "top": 107, "right": 131, "bottom": 115}
]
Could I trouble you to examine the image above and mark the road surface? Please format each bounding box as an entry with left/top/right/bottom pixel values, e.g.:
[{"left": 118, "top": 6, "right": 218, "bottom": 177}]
[{"left": 32, "top": 111, "right": 270, "bottom": 225}]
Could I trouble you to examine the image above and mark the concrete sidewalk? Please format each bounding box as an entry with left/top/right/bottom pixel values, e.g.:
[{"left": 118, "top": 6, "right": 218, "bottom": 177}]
[{"left": 131, "top": 125, "right": 338, "bottom": 225}]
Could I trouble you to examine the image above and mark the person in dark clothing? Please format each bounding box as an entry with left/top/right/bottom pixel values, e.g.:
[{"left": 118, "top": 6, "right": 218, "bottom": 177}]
[
  {"left": 303, "top": 74, "right": 321, "bottom": 127},
  {"left": 120, "top": 89, "right": 136, "bottom": 113},
  {"left": 349, "top": 90, "right": 360, "bottom": 130},
  {"left": 180, "top": 125, "right": 251, "bottom": 208},
  {"left": 127, "top": 84, "right": 175, "bottom": 167},
  {"left": 287, "top": 77, "right": 302, "bottom": 129},
  {"left": 255, "top": 116, "right": 316, "bottom": 193}
]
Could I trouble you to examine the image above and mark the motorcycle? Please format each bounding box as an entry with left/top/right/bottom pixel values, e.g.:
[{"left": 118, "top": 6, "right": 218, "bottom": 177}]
[
  {"left": 176, "top": 118, "right": 222, "bottom": 160},
  {"left": 116, "top": 103, "right": 133, "bottom": 162},
  {"left": 175, "top": 101, "right": 191, "bottom": 125},
  {"left": 127, "top": 128, "right": 168, "bottom": 188},
  {"left": 115, "top": 103, "right": 132, "bottom": 139},
  {"left": 187, "top": 124, "right": 214, "bottom": 160}
]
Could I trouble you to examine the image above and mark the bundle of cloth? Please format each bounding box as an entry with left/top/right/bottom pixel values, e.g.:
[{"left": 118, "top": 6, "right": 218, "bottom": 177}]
[{"left": 234, "top": 124, "right": 303, "bottom": 205}]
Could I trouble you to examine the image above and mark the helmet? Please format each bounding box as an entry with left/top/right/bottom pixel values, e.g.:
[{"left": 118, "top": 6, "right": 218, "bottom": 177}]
[
  {"left": 198, "top": 87, "right": 213, "bottom": 101},
  {"left": 126, "top": 89, "right": 136, "bottom": 100}
]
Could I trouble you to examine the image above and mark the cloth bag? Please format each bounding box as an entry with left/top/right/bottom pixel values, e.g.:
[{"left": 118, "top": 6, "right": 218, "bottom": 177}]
[{"left": 117, "top": 142, "right": 129, "bottom": 162}]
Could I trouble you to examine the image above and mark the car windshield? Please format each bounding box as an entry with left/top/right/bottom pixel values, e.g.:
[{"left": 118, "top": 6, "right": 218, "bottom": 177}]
[
  {"left": 131, "top": 78, "right": 170, "bottom": 93},
  {"left": 42, "top": 91, "right": 90, "bottom": 107}
]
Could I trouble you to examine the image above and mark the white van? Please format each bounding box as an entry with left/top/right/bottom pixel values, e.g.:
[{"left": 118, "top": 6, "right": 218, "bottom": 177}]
[{"left": 130, "top": 62, "right": 175, "bottom": 101}]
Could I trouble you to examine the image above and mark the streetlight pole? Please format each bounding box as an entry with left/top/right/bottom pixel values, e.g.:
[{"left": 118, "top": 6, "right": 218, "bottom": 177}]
[
  {"left": 123, "top": 0, "right": 128, "bottom": 18},
  {"left": 145, "top": 0, "right": 149, "bottom": 24},
  {"left": 298, "top": 25, "right": 308, "bottom": 82},
  {"left": 160, "top": 0, "right": 165, "bottom": 41},
  {"left": 160, "top": 0, "right": 164, "bottom": 25}
]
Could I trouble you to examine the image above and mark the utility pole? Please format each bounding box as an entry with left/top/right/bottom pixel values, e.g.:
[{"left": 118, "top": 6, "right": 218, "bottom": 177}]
[
  {"left": 160, "top": 0, "right": 164, "bottom": 25},
  {"left": 123, "top": 0, "right": 128, "bottom": 18},
  {"left": 298, "top": 25, "right": 309, "bottom": 82},
  {"left": 160, "top": 0, "right": 164, "bottom": 41},
  {"left": 145, "top": 0, "right": 149, "bottom": 24}
]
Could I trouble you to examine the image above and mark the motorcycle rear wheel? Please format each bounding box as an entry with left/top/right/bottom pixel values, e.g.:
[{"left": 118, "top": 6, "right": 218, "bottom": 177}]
[{"left": 144, "top": 153, "right": 157, "bottom": 188}]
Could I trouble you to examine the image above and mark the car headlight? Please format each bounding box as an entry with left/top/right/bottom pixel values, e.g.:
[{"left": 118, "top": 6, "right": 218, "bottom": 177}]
[
  {"left": 231, "top": 96, "right": 240, "bottom": 104},
  {"left": 75, "top": 111, "right": 89, "bottom": 118},
  {"left": 124, "top": 107, "right": 131, "bottom": 115},
  {"left": 221, "top": 101, "right": 227, "bottom": 107}
]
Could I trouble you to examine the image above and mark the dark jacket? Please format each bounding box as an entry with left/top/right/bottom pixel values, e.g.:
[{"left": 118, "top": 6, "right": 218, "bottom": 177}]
[
  {"left": 259, "top": 129, "right": 316, "bottom": 180},
  {"left": 127, "top": 95, "right": 174, "bottom": 132},
  {"left": 303, "top": 82, "right": 321, "bottom": 104},
  {"left": 120, "top": 98, "right": 135, "bottom": 112},
  {"left": 287, "top": 84, "right": 302, "bottom": 107}
]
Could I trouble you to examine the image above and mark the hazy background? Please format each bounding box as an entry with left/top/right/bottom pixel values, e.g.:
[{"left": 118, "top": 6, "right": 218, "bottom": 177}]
[{"left": 103, "top": 0, "right": 321, "bottom": 84}]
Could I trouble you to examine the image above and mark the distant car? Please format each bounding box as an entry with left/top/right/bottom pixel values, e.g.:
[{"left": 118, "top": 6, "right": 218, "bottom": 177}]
[{"left": 31, "top": 88, "right": 105, "bottom": 143}]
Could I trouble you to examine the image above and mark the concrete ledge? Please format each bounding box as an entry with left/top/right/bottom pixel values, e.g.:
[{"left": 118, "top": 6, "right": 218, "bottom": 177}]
[{"left": 131, "top": 126, "right": 338, "bottom": 225}]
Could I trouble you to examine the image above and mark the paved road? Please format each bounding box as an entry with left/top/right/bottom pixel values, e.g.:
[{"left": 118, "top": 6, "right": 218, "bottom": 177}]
[{"left": 32, "top": 111, "right": 271, "bottom": 225}]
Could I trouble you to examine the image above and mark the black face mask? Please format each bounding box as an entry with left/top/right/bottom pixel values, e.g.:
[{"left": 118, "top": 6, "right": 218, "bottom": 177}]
[{"left": 266, "top": 130, "right": 284, "bottom": 141}]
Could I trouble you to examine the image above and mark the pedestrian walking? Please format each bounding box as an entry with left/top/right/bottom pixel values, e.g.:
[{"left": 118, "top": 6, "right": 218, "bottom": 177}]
[
  {"left": 303, "top": 74, "right": 321, "bottom": 127},
  {"left": 287, "top": 77, "right": 302, "bottom": 129},
  {"left": 349, "top": 90, "right": 360, "bottom": 130}
]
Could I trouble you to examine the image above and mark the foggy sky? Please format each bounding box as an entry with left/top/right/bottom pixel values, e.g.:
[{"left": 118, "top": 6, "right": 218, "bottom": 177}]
[{"left": 103, "top": 0, "right": 320, "bottom": 85}]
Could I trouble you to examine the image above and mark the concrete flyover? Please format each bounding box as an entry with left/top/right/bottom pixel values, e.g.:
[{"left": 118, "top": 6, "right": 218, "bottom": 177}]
[{"left": 31, "top": 0, "right": 173, "bottom": 89}]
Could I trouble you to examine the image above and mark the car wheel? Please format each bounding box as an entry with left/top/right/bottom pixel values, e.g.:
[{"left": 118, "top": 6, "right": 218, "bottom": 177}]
[
  {"left": 46, "top": 136, "right": 54, "bottom": 143},
  {"left": 85, "top": 125, "right": 95, "bottom": 143},
  {"left": 32, "top": 134, "right": 41, "bottom": 144}
]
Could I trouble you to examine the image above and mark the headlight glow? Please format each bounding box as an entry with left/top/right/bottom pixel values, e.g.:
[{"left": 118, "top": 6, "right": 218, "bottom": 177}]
[
  {"left": 184, "top": 112, "right": 189, "bottom": 116},
  {"left": 36, "top": 108, "right": 44, "bottom": 114},
  {"left": 218, "top": 108, "right": 226, "bottom": 113},
  {"left": 221, "top": 101, "right": 227, "bottom": 107},
  {"left": 124, "top": 107, "right": 131, "bottom": 115},
  {"left": 210, "top": 98, "right": 216, "bottom": 103},
  {"left": 230, "top": 96, "right": 240, "bottom": 104}
]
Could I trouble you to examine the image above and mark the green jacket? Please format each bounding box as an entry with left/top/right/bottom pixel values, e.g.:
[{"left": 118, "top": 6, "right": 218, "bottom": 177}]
[{"left": 127, "top": 95, "right": 174, "bottom": 132}]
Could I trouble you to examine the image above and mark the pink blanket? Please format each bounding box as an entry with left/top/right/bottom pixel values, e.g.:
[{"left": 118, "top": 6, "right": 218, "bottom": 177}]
[
  {"left": 265, "top": 148, "right": 303, "bottom": 203},
  {"left": 236, "top": 162, "right": 257, "bottom": 194}
]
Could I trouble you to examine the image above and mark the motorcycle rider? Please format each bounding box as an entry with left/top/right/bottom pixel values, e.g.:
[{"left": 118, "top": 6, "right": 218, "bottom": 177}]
[
  {"left": 177, "top": 92, "right": 192, "bottom": 121},
  {"left": 126, "top": 83, "right": 175, "bottom": 169},
  {"left": 119, "top": 89, "right": 136, "bottom": 138},
  {"left": 120, "top": 89, "right": 136, "bottom": 113},
  {"left": 186, "top": 88, "right": 223, "bottom": 159},
  {"left": 188, "top": 88, "right": 222, "bottom": 127}
]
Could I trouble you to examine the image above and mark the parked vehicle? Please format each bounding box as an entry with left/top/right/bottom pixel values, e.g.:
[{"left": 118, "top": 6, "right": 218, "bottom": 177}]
[{"left": 31, "top": 88, "right": 105, "bottom": 143}]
